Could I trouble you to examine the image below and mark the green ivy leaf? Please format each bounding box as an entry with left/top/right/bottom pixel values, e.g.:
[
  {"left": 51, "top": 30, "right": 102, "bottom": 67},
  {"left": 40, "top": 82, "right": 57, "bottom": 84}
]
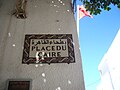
[
  {"left": 80, "top": 0, "right": 120, "bottom": 15},
  {"left": 117, "top": 3, "right": 120, "bottom": 9},
  {"left": 106, "top": 7, "right": 111, "bottom": 11}
]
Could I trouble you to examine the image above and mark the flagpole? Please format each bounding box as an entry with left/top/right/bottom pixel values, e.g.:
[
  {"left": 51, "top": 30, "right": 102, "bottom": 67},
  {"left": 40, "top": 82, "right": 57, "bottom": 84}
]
[{"left": 77, "top": 5, "right": 79, "bottom": 37}]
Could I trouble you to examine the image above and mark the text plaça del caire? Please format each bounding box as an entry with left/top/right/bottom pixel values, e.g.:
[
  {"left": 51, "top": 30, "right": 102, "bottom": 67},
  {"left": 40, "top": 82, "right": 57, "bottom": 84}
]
[{"left": 30, "top": 39, "right": 68, "bottom": 57}]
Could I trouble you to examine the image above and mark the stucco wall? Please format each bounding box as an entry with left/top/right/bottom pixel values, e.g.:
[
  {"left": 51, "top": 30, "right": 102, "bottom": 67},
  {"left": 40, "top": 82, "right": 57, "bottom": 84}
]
[
  {"left": 98, "top": 29, "right": 120, "bottom": 90},
  {"left": 0, "top": 0, "right": 85, "bottom": 90}
]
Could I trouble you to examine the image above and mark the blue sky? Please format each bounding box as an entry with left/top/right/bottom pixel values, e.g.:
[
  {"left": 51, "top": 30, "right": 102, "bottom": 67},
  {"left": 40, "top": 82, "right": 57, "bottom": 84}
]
[{"left": 75, "top": 1, "right": 120, "bottom": 90}]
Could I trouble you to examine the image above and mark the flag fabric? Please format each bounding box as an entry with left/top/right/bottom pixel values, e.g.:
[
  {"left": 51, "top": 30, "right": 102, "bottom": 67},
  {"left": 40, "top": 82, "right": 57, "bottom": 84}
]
[
  {"left": 79, "top": 5, "right": 93, "bottom": 19},
  {"left": 76, "top": 5, "right": 93, "bottom": 37}
]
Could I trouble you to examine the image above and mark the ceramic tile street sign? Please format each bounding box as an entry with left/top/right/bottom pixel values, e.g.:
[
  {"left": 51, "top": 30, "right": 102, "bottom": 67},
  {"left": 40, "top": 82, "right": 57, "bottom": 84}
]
[{"left": 22, "top": 34, "right": 75, "bottom": 64}]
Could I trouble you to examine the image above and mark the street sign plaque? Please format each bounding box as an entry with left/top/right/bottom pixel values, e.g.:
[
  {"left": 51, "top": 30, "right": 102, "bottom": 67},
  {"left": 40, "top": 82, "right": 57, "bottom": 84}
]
[{"left": 22, "top": 34, "right": 75, "bottom": 64}]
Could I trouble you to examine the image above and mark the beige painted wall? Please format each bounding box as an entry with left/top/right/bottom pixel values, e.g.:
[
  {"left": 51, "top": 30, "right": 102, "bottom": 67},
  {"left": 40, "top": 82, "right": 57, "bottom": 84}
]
[{"left": 0, "top": 0, "right": 85, "bottom": 90}]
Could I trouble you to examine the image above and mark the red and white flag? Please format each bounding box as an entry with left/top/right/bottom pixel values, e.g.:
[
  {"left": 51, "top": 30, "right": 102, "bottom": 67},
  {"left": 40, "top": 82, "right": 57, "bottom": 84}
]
[
  {"left": 79, "top": 5, "right": 93, "bottom": 19},
  {"left": 77, "top": 5, "right": 93, "bottom": 37}
]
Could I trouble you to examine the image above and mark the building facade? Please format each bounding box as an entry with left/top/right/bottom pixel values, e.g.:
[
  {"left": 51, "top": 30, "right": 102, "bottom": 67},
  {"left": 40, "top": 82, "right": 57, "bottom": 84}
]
[
  {"left": 0, "top": 0, "right": 85, "bottom": 90},
  {"left": 98, "top": 29, "right": 120, "bottom": 90}
]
